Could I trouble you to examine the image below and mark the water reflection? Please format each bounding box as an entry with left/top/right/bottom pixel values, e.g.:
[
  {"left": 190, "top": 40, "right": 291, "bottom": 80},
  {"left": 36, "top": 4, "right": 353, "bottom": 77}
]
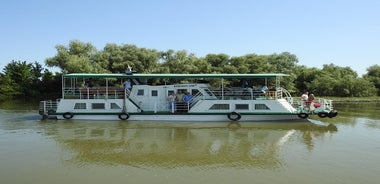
[
  {"left": 316, "top": 103, "right": 380, "bottom": 127},
  {"left": 41, "top": 121, "right": 337, "bottom": 169}
]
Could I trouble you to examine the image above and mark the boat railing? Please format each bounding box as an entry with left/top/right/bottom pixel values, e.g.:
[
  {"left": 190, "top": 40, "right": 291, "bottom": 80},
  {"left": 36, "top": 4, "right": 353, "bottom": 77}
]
[
  {"left": 187, "top": 92, "right": 205, "bottom": 107},
  {"left": 209, "top": 88, "right": 285, "bottom": 100},
  {"left": 280, "top": 87, "right": 294, "bottom": 104},
  {"left": 316, "top": 98, "right": 334, "bottom": 110},
  {"left": 39, "top": 99, "right": 59, "bottom": 115},
  {"left": 298, "top": 98, "right": 334, "bottom": 111},
  {"left": 63, "top": 86, "right": 125, "bottom": 99}
]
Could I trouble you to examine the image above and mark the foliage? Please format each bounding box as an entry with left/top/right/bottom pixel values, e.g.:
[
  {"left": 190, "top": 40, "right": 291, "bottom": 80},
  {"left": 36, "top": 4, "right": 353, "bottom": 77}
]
[
  {"left": 0, "top": 73, "right": 20, "bottom": 101},
  {"left": 3, "top": 61, "right": 42, "bottom": 100},
  {"left": 1, "top": 40, "right": 379, "bottom": 101},
  {"left": 45, "top": 40, "right": 108, "bottom": 73},
  {"left": 296, "top": 64, "right": 377, "bottom": 97},
  {"left": 364, "top": 65, "right": 380, "bottom": 96}
]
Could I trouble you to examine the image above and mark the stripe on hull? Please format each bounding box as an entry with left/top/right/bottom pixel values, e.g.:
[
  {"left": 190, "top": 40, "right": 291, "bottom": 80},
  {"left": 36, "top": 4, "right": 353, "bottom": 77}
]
[{"left": 56, "top": 114, "right": 302, "bottom": 122}]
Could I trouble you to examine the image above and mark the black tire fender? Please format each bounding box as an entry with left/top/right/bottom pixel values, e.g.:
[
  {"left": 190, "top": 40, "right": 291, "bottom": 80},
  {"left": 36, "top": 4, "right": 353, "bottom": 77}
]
[
  {"left": 318, "top": 112, "right": 328, "bottom": 118},
  {"left": 118, "top": 112, "right": 130, "bottom": 120},
  {"left": 227, "top": 112, "right": 241, "bottom": 121},
  {"left": 63, "top": 112, "right": 73, "bottom": 119},
  {"left": 298, "top": 113, "right": 309, "bottom": 119},
  {"left": 328, "top": 110, "right": 338, "bottom": 118}
]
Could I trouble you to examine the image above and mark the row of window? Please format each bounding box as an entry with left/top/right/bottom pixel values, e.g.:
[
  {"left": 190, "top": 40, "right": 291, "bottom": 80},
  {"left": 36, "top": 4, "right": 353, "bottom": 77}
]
[
  {"left": 209, "top": 104, "right": 270, "bottom": 110},
  {"left": 74, "top": 102, "right": 269, "bottom": 111},
  {"left": 74, "top": 103, "right": 121, "bottom": 110},
  {"left": 136, "top": 89, "right": 202, "bottom": 96}
]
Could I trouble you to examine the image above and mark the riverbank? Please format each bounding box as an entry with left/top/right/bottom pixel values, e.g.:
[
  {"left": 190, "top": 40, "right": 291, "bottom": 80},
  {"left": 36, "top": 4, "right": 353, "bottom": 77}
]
[{"left": 324, "top": 96, "right": 380, "bottom": 103}]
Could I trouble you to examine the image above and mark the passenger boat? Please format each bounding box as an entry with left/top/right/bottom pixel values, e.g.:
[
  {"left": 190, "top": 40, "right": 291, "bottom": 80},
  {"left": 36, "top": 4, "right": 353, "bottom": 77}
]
[{"left": 38, "top": 73, "right": 338, "bottom": 121}]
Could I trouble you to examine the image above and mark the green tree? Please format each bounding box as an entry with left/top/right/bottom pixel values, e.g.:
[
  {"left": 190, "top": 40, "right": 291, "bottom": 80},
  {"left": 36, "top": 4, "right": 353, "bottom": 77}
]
[
  {"left": 1, "top": 60, "right": 44, "bottom": 100},
  {"left": 305, "top": 64, "right": 377, "bottom": 97},
  {"left": 95, "top": 44, "right": 160, "bottom": 73},
  {"left": 294, "top": 66, "right": 320, "bottom": 94},
  {"left": 204, "top": 54, "right": 230, "bottom": 73},
  {"left": 0, "top": 73, "right": 20, "bottom": 101},
  {"left": 241, "top": 54, "right": 271, "bottom": 73},
  {"left": 45, "top": 40, "right": 108, "bottom": 73},
  {"left": 364, "top": 65, "right": 380, "bottom": 96},
  {"left": 39, "top": 70, "right": 62, "bottom": 100},
  {"left": 160, "top": 50, "right": 196, "bottom": 73}
]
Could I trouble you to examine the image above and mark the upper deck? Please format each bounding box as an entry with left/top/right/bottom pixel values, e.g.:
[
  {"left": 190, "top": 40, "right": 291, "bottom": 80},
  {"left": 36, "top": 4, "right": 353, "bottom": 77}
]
[{"left": 60, "top": 73, "right": 291, "bottom": 101}]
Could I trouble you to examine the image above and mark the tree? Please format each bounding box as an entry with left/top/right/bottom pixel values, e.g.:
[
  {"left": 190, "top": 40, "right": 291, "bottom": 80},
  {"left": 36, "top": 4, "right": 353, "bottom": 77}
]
[
  {"left": 204, "top": 54, "right": 230, "bottom": 73},
  {"left": 39, "top": 70, "right": 61, "bottom": 100},
  {"left": 305, "top": 64, "right": 377, "bottom": 97},
  {"left": 0, "top": 73, "right": 20, "bottom": 101},
  {"left": 1, "top": 60, "right": 44, "bottom": 100},
  {"left": 364, "top": 65, "right": 380, "bottom": 95},
  {"left": 45, "top": 40, "right": 108, "bottom": 73},
  {"left": 160, "top": 50, "right": 197, "bottom": 73},
  {"left": 267, "top": 52, "right": 299, "bottom": 74},
  {"left": 294, "top": 66, "right": 320, "bottom": 94},
  {"left": 95, "top": 44, "right": 160, "bottom": 73}
]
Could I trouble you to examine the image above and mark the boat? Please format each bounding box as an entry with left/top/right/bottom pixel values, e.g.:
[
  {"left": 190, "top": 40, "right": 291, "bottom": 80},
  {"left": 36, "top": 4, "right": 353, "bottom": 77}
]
[{"left": 38, "top": 72, "right": 338, "bottom": 121}]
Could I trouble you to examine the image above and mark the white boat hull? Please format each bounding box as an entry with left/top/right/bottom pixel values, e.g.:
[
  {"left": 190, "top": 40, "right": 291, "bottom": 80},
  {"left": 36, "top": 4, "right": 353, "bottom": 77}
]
[{"left": 55, "top": 113, "right": 302, "bottom": 122}]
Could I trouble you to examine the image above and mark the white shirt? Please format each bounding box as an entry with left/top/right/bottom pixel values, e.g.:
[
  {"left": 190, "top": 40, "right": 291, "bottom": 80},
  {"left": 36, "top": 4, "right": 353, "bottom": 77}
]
[{"left": 301, "top": 93, "right": 308, "bottom": 101}]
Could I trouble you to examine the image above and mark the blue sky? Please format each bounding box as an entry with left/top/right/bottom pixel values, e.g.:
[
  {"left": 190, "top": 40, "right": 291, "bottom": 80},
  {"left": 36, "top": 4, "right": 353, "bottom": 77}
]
[{"left": 1, "top": 0, "right": 379, "bottom": 76}]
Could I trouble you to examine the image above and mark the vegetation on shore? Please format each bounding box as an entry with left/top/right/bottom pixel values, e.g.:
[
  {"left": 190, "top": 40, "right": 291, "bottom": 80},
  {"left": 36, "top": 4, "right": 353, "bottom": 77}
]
[
  {"left": 1, "top": 40, "right": 379, "bottom": 102},
  {"left": 327, "top": 97, "right": 380, "bottom": 103}
]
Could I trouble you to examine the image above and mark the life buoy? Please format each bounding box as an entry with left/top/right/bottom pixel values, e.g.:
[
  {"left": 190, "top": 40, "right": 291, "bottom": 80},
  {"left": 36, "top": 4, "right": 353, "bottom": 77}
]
[
  {"left": 227, "top": 112, "right": 241, "bottom": 121},
  {"left": 318, "top": 112, "right": 328, "bottom": 118},
  {"left": 63, "top": 112, "right": 73, "bottom": 119},
  {"left": 298, "top": 113, "right": 309, "bottom": 119},
  {"left": 118, "top": 112, "right": 130, "bottom": 120}
]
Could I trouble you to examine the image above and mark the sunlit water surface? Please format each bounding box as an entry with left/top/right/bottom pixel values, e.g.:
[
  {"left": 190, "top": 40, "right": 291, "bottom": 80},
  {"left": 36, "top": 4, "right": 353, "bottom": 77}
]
[{"left": 0, "top": 103, "right": 379, "bottom": 184}]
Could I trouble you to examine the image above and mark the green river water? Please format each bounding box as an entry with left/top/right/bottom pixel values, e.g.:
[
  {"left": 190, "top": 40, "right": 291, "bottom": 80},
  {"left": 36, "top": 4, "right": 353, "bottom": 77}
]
[{"left": 0, "top": 102, "right": 379, "bottom": 184}]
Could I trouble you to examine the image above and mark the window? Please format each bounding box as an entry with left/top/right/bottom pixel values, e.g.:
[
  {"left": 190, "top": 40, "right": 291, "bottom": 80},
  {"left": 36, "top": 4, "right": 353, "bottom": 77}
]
[
  {"left": 168, "top": 90, "right": 175, "bottom": 95},
  {"left": 255, "top": 104, "right": 270, "bottom": 110},
  {"left": 177, "top": 89, "right": 187, "bottom": 93},
  {"left": 236, "top": 104, "right": 249, "bottom": 110},
  {"left": 204, "top": 88, "right": 214, "bottom": 96},
  {"left": 151, "top": 90, "right": 158, "bottom": 96},
  {"left": 110, "top": 103, "right": 121, "bottom": 109},
  {"left": 209, "top": 104, "right": 229, "bottom": 110},
  {"left": 137, "top": 89, "right": 144, "bottom": 96},
  {"left": 192, "top": 89, "right": 202, "bottom": 96},
  {"left": 92, "top": 103, "right": 105, "bottom": 109},
  {"left": 74, "top": 103, "right": 86, "bottom": 109}
]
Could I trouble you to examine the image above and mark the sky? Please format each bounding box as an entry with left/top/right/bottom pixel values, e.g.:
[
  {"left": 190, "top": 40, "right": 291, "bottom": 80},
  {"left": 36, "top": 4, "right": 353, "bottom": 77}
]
[{"left": 0, "top": 0, "right": 379, "bottom": 76}]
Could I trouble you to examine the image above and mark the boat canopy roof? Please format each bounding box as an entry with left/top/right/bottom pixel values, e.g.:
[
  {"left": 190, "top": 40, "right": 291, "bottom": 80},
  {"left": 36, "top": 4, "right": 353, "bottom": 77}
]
[{"left": 63, "top": 73, "right": 289, "bottom": 79}]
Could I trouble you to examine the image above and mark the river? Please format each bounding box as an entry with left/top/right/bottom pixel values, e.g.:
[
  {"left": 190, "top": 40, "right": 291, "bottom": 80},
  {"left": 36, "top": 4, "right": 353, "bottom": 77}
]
[{"left": 0, "top": 102, "right": 379, "bottom": 184}]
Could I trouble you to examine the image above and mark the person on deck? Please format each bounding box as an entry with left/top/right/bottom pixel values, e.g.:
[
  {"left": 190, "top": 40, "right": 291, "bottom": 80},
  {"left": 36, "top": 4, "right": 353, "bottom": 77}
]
[
  {"left": 183, "top": 92, "right": 193, "bottom": 103},
  {"left": 242, "top": 79, "right": 249, "bottom": 88},
  {"left": 301, "top": 91, "right": 309, "bottom": 108},
  {"left": 183, "top": 92, "right": 193, "bottom": 112},
  {"left": 123, "top": 79, "right": 132, "bottom": 97},
  {"left": 167, "top": 92, "right": 176, "bottom": 113},
  {"left": 123, "top": 79, "right": 132, "bottom": 90},
  {"left": 260, "top": 85, "right": 268, "bottom": 93},
  {"left": 307, "top": 93, "right": 316, "bottom": 111},
  {"left": 175, "top": 90, "right": 185, "bottom": 112},
  {"left": 301, "top": 91, "right": 309, "bottom": 101},
  {"left": 84, "top": 78, "right": 94, "bottom": 88}
]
